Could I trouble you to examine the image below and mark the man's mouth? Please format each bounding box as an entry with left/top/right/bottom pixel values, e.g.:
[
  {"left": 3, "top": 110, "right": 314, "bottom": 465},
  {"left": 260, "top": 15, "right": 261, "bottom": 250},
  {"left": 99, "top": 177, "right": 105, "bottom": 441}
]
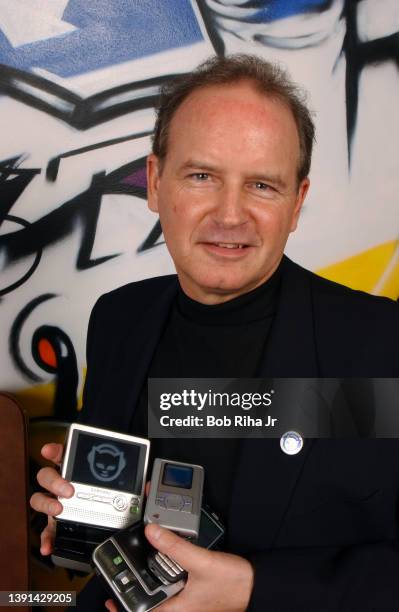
[
  {"left": 199, "top": 241, "right": 252, "bottom": 256},
  {"left": 204, "top": 242, "right": 250, "bottom": 249},
  {"left": 214, "top": 243, "right": 246, "bottom": 249}
]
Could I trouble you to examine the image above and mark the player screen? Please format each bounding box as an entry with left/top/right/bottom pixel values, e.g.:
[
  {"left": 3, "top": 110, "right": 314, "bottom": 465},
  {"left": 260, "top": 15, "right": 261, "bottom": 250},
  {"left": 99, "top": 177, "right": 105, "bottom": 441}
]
[
  {"left": 70, "top": 432, "right": 141, "bottom": 493},
  {"left": 162, "top": 464, "right": 193, "bottom": 489}
]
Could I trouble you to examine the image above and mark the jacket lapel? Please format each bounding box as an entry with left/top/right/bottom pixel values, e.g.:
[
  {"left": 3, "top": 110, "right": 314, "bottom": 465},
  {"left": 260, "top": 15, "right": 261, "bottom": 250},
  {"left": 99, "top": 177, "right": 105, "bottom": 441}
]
[
  {"left": 262, "top": 256, "right": 320, "bottom": 377},
  {"left": 229, "top": 257, "right": 319, "bottom": 551},
  {"left": 118, "top": 278, "right": 179, "bottom": 431}
]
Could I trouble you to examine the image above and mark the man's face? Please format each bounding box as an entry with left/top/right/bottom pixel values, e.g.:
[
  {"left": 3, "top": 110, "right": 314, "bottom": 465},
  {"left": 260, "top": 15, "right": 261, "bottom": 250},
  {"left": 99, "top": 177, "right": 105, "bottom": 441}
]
[{"left": 147, "top": 80, "right": 309, "bottom": 304}]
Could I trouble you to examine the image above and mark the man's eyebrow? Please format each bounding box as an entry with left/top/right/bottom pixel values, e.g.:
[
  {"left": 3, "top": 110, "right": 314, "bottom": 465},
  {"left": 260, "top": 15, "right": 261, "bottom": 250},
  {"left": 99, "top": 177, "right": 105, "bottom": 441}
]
[{"left": 179, "top": 159, "right": 220, "bottom": 172}]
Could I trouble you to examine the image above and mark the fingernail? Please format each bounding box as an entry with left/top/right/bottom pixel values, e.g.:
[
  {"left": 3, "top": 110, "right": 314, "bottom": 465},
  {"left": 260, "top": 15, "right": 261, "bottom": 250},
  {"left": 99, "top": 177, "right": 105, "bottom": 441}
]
[{"left": 60, "top": 483, "right": 73, "bottom": 497}]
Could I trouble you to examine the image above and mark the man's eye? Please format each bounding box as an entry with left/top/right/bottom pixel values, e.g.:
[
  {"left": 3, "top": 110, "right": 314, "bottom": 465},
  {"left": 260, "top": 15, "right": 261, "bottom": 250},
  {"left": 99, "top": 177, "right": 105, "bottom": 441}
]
[
  {"left": 254, "top": 182, "right": 270, "bottom": 190},
  {"left": 190, "top": 172, "right": 209, "bottom": 181}
]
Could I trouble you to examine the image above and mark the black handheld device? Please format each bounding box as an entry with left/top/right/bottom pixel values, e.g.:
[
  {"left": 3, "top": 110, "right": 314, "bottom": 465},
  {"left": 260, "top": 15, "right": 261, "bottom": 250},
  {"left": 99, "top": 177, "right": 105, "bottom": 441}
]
[
  {"left": 92, "top": 521, "right": 186, "bottom": 611},
  {"left": 93, "top": 506, "right": 225, "bottom": 610}
]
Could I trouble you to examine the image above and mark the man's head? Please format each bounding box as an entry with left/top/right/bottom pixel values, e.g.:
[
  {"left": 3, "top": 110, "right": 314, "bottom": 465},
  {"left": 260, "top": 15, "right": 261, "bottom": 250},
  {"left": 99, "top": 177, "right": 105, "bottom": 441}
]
[{"left": 147, "top": 54, "right": 315, "bottom": 304}]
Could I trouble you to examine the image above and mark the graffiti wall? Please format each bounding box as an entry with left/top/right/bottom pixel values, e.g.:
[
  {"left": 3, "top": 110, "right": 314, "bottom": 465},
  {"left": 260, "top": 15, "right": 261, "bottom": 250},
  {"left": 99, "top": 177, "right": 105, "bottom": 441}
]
[{"left": 0, "top": 0, "right": 398, "bottom": 590}]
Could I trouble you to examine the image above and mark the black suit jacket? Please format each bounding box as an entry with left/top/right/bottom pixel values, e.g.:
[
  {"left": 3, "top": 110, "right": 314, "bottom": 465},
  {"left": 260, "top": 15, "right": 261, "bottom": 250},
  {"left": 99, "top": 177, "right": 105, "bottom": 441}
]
[{"left": 79, "top": 256, "right": 399, "bottom": 611}]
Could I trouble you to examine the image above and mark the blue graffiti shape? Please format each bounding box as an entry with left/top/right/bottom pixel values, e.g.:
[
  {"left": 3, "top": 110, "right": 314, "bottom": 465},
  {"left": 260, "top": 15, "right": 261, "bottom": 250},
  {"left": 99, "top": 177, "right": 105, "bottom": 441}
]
[
  {"left": 0, "top": 0, "right": 204, "bottom": 77},
  {"left": 205, "top": 0, "right": 332, "bottom": 24}
]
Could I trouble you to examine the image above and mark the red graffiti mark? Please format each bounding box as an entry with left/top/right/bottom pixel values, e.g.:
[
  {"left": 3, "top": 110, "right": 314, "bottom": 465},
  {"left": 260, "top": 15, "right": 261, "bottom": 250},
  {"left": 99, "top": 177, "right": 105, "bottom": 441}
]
[{"left": 38, "top": 338, "right": 57, "bottom": 368}]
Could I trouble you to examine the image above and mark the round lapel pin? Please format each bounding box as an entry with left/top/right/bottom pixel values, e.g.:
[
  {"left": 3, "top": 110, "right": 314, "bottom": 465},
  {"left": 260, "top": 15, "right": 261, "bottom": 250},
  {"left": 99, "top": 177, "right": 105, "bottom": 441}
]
[{"left": 280, "top": 431, "right": 304, "bottom": 455}]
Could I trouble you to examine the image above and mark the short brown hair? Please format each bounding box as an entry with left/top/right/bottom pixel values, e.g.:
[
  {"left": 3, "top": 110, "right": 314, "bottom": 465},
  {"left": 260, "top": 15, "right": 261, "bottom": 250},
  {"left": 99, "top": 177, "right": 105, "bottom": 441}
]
[{"left": 152, "top": 54, "right": 315, "bottom": 183}]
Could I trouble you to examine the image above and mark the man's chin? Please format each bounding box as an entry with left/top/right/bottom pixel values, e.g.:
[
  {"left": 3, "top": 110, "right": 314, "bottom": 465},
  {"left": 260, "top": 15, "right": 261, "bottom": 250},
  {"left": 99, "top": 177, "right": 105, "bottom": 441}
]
[{"left": 178, "top": 270, "right": 264, "bottom": 304}]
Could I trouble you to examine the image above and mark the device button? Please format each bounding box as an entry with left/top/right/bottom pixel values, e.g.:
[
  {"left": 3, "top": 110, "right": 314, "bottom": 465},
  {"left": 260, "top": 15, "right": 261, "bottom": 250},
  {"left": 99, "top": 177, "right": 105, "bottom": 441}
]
[
  {"left": 113, "top": 495, "right": 128, "bottom": 511},
  {"left": 155, "top": 496, "right": 166, "bottom": 508},
  {"left": 181, "top": 495, "right": 193, "bottom": 512},
  {"left": 77, "top": 493, "right": 91, "bottom": 500},
  {"left": 159, "top": 553, "right": 182, "bottom": 575},
  {"left": 113, "top": 555, "right": 124, "bottom": 567},
  {"left": 165, "top": 494, "right": 184, "bottom": 511},
  {"left": 131, "top": 497, "right": 139, "bottom": 506},
  {"left": 172, "top": 559, "right": 184, "bottom": 573},
  {"left": 160, "top": 558, "right": 176, "bottom": 577},
  {"left": 155, "top": 553, "right": 177, "bottom": 577},
  {"left": 114, "top": 569, "right": 136, "bottom": 593}
]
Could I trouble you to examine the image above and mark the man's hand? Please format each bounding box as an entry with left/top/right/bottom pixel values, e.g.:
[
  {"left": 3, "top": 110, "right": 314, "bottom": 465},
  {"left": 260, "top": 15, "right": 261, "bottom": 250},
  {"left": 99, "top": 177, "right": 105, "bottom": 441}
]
[
  {"left": 30, "top": 443, "right": 74, "bottom": 555},
  {"left": 106, "top": 524, "right": 254, "bottom": 612}
]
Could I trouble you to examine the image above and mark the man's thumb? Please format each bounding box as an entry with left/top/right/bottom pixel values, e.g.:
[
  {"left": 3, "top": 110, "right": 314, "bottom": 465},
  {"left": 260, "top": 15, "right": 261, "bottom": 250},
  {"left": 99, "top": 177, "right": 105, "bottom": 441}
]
[{"left": 144, "top": 524, "right": 209, "bottom": 573}]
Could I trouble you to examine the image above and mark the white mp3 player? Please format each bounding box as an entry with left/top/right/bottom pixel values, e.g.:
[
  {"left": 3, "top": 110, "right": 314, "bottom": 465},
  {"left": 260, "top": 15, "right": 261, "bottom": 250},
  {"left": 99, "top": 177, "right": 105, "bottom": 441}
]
[{"left": 57, "top": 423, "right": 150, "bottom": 530}]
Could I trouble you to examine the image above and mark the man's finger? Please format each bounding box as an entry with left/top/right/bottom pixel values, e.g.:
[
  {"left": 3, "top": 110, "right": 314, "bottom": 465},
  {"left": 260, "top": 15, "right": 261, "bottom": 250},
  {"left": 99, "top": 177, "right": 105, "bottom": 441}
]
[
  {"left": 37, "top": 467, "right": 74, "bottom": 497},
  {"left": 154, "top": 595, "right": 185, "bottom": 612},
  {"left": 145, "top": 524, "right": 210, "bottom": 573},
  {"left": 30, "top": 492, "right": 63, "bottom": 516},
  {"left": 41, "top": 443, "right": 64, "bottom": 466},
  {"left": 145, "top": 480, "right": 151, "bottom": 497},
  {"left": 40, "top": 518, "right": 56, "bottom": 555},
  {"left": 104, "top": 599, "right": 118, "bottom": 612}
]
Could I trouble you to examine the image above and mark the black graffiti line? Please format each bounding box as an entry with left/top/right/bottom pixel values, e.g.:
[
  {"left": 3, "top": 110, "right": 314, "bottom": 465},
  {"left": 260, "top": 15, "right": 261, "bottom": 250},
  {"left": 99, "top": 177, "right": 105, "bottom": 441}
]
[
  {"left": 9, "top": 293, "right": 57, "bottom": 382},
  {"left": 0, "top": 215, "right": 42, "bottom": 297},
  {"left": 0, "top": 64, "right": 80, "bottom": 121},
  {"left": 0, "top": 172, "right": 119, "bottom": 269},
  {"left": 138, "top": 219, "right": 164, "bottom": 253},
  {"left": 104, "top": 157, "right": 165, "bottom": 253},
  {"left": 74, "top": 74, "right": 172, "bottom": 130},
  {"left": 46, "top": 130, "right": 153, "bottom": 182},
  {"left": 196, "top": 0, "right": 225, "bottom": 56},
  {"left": 0, "top": 64, "right": 180, "bottom": 130},
  {"left": 343, "top": 0, "right": 399, "bottom": 164},
  {"left": 76, "top": 172, "right": 121, "bottom": 270},
  {"left": 0, "top": 159, "right": 160, "bottom": 272},
  {"left": 0, "top": 156, "right": 41, "bottom": 225},
  {"left": 31, "top": 325, "right": 79, "bottom": 420}
]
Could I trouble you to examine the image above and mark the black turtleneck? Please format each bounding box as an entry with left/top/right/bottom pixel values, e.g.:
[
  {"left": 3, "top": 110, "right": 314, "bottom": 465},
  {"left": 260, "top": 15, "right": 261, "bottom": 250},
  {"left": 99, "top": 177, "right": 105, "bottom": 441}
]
[{"left": 132, "top": 263, "right": 281, "bottom": 523}]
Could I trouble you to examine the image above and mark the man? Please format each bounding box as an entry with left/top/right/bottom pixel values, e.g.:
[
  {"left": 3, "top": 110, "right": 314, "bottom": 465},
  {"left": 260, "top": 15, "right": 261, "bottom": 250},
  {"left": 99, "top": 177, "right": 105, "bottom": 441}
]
[{"left": 31, "top": 55, "right": 399, "bottom": 611}]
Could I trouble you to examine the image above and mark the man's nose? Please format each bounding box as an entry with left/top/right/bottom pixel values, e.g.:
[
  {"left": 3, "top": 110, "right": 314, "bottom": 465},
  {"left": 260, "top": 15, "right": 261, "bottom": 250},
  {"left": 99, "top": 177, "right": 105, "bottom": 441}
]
[{"left": 211, "top": 183, "right": 248, "bottom": 228}]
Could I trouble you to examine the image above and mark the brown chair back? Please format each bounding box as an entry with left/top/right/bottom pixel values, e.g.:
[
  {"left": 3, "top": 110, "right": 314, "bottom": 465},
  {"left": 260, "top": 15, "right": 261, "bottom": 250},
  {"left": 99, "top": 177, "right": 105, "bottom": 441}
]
[{"left": 0, "top": 393, "right": 30, "bottom": 595}]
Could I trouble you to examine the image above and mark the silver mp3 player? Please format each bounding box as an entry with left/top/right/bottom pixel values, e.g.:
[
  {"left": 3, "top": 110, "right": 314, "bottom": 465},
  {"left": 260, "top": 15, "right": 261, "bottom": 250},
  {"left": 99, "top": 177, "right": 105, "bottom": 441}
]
[
  {"left": 57, "top": 423, "right": 150, "bottom": 530},
  {"left": 144, "top": 459, "right": 204, "bottom": 539}
]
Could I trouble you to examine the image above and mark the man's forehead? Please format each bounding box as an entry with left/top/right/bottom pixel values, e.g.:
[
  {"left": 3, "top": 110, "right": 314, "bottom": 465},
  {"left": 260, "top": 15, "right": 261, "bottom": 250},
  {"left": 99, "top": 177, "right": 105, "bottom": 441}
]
[
  {"left": 172, "top": 79, "right": 287, "bottom": 122},
  {"left": 165, "top": 81, "right": 300, "bottom": 170}
]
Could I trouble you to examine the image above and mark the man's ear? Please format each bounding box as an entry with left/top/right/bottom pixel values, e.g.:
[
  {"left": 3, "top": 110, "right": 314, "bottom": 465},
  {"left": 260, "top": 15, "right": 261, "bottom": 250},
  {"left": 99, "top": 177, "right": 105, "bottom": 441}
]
[
  {"left": 290, "top": 177, "right": 310, "bottom": 233},
  {"left": 147, "top": 154, "right": 161, "bottom": 213}
]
